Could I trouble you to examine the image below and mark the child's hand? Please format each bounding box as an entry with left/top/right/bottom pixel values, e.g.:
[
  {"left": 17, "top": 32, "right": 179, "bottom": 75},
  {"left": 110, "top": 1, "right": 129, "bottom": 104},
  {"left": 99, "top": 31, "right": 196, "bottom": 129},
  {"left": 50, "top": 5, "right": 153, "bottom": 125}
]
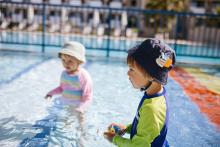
[
  {"left": 44, "top": 94, "right": 52, "bottom": 99},
  {"left": 108, "top": 123, "right": 126, "bottom": 136},
  {"left": 103, "top": 123, "right": 126, "bottom": 142},
  {"left": 103, "top": 131, "right": 115, "bottom": 142},
  {"left": 75, "top": 107, "right": 84, "bottom": 113}
]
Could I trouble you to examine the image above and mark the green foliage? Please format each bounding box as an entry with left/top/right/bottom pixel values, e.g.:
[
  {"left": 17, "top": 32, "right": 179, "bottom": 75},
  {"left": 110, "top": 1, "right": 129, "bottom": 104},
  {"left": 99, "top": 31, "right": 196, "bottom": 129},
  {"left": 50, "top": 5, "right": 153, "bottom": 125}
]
[
  {"left": 145, "top": 0, "right": 189, "bottom": 12},
  {"left": 203, "top": 6, "right": 220, "bottom": 27},
  {"left": 216, "top": 6, "right": 220, "bottom": 15},
  {"left": 144, "top": 0, "right": 190, "bottom": 37}
]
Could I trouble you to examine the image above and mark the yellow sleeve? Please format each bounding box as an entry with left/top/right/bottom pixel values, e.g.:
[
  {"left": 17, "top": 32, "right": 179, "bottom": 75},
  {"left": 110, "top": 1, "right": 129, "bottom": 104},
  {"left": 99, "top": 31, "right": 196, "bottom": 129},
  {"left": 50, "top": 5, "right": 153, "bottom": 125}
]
[{"left": 113, "top": 98, "right": 166, "bottom": 147}]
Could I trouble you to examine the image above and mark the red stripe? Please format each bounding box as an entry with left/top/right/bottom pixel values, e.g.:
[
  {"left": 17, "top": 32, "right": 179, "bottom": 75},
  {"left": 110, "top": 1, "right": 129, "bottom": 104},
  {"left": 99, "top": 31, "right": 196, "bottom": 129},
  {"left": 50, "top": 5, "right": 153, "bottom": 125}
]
[{"left": 169, "top": 67, "right": 220, "bottom": 129}]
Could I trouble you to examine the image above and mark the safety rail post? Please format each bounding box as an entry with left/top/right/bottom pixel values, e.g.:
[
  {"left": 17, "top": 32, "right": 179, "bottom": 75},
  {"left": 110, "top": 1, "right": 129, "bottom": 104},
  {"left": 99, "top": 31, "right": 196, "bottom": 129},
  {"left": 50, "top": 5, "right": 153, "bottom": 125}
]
[
  {"left": 42, "top": 3, "right": 46, "bottom": 53},
  {"left": 106, "top": 8, "right": 112, "bottom": 57}
]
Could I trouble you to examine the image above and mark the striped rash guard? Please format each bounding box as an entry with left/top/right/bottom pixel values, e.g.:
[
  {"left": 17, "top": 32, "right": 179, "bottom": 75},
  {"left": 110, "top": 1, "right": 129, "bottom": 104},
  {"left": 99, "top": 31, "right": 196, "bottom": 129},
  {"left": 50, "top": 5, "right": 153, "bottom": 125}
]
[
  {"left": 47, "top": 68, "right": 93, "bottom": 112},
  {"left": 113, "top": 88, "right": 169, "bottom": 147}
]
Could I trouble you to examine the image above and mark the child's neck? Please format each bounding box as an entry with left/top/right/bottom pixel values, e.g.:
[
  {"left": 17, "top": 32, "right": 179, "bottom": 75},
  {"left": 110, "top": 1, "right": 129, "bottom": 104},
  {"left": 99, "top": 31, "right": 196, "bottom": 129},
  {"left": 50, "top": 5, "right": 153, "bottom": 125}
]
[
  {"left": 67, "top": 69, "right": 79, "bottom": 75},
  {"left": 145, "top": 82, "right": 163, "bottom": 95}
]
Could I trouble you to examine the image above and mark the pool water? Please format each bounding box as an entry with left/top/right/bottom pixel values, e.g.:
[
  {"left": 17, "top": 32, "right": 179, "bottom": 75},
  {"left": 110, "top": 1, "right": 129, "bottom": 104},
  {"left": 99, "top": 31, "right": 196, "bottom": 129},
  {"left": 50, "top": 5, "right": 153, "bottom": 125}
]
[
  {"left": 0, "top": 52, "right": 219, "bottom": 147},
  {"left": 1, "top": 31, "right": 220, "bottom": 59},
  {"left": 0, "top": 52, "right": 48, "bottom": 85}
]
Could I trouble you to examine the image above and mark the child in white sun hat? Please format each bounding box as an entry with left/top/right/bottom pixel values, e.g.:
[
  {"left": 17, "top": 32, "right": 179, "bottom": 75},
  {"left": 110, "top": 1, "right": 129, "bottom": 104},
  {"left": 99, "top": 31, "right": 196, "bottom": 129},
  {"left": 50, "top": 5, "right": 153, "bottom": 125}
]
[{"left": 45, "top": 41, "right": 93, "bottom": 113}]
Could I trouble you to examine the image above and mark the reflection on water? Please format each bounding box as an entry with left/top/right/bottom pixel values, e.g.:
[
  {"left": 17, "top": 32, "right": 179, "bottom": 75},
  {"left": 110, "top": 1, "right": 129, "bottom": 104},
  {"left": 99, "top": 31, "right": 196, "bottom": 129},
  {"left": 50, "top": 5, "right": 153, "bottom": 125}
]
[{"left": 19, "top": 97, "right": 85, "bottom": 147}]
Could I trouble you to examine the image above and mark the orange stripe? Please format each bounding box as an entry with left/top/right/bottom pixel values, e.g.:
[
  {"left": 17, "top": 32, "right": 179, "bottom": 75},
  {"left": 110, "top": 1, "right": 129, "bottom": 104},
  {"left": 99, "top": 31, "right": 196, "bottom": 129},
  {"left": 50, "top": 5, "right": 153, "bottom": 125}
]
[{"left": 169, "top": 67, "right": 220, "bottom": 129}]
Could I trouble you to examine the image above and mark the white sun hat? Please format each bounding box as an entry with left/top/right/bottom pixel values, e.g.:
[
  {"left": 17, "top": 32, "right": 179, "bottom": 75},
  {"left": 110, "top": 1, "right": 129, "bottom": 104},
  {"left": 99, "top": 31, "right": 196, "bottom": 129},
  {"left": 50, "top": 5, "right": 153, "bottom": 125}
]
[{"left": 59, "top": 41, "right": 86, "bottom": 63}]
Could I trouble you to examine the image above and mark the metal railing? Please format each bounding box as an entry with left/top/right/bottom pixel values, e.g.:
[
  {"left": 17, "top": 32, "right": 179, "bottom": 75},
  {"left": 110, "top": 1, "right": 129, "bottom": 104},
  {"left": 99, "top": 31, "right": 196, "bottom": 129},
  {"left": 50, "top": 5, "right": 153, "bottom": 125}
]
[{"left": 0, "top": 1, "right": 220, "bottom": 58}]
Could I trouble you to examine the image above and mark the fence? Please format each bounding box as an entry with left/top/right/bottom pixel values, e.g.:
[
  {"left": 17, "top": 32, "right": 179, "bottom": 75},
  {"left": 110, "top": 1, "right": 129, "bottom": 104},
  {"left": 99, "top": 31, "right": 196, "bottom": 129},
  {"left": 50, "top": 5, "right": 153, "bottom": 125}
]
[{"left": 0, "top": 1, "right": 220, "bottom": 58}]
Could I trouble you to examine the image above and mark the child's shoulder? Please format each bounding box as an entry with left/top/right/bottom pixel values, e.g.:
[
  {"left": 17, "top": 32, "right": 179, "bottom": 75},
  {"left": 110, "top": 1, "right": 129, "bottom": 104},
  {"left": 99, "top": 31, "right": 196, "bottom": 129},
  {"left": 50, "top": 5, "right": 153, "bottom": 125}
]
[
  {"left": 78, "top": 68, "right": 92, "bottom": 80},
  {"left": 79, "top": 67, "right": 90, "bottom": 75}
]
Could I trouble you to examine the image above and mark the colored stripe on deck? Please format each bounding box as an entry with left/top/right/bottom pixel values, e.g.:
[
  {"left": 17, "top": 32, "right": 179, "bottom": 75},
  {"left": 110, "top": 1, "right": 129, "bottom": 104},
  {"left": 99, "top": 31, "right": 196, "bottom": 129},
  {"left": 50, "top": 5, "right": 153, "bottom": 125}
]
[
  {"left": 183, "top": 67, "right": 220, "bottom": 95},
  {"left": 170, "top": 67, "right": 220, "bottom": 129}
]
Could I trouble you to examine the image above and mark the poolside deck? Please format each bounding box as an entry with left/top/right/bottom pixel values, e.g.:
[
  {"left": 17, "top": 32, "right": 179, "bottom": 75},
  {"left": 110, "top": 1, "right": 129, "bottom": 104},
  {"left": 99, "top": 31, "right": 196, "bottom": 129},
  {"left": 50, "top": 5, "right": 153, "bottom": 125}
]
[{"left": 170, "top": 67, "right": 220, "bottom": 129}]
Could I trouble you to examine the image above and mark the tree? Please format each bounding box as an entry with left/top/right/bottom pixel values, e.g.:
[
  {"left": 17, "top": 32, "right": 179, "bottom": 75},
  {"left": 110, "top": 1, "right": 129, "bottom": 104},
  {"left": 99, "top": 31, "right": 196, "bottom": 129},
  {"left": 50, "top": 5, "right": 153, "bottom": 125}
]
[
  {"left": 145, "top": 0, "right": 190, "bottom": 12},
  {"left": 144, "top": 0, "right": 190, "bottom": 38}
]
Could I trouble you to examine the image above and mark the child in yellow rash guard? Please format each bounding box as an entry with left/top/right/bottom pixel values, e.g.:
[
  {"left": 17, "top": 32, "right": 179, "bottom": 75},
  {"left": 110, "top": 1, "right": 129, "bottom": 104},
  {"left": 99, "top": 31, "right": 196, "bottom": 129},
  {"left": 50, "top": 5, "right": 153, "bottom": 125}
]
[{"left": 104, "top": 38, "right": 176, "bottom": 147}]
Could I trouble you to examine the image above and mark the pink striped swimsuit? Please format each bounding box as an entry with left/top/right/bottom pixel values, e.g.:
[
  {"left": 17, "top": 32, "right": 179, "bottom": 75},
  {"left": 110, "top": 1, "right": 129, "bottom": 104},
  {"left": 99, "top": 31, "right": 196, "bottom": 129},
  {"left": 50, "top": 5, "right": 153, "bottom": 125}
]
[{"left": 48, "top": 68, "right": 93, "bottom": 112}]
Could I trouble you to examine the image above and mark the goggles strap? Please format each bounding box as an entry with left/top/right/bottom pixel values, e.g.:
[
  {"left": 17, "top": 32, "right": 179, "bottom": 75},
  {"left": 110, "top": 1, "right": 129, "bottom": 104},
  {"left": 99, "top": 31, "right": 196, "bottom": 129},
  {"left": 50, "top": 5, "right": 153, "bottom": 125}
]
[{"left": 140, "top": 79, "right": 154, "bottom": 92}]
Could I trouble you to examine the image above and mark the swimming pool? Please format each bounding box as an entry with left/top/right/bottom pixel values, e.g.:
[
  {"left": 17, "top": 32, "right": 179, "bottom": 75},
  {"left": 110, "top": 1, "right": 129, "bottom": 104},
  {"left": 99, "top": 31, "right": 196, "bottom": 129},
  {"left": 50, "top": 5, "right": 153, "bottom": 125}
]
[
  {"left": 0, "top": 51, "right": 219, "bottom": 147},
  {"left": 1, "top": 31, "right": 220, "bottom": 59}
]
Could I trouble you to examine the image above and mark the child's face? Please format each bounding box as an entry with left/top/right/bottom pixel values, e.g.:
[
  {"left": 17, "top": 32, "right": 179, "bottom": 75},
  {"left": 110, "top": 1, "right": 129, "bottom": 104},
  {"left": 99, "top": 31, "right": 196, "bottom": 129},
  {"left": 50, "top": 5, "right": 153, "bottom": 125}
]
[
  {"left": 127, "top": 62, "right": 149, "bottom": 89},
  {"left": 60, "top": 54, "right": 81, "bottom": 74}
]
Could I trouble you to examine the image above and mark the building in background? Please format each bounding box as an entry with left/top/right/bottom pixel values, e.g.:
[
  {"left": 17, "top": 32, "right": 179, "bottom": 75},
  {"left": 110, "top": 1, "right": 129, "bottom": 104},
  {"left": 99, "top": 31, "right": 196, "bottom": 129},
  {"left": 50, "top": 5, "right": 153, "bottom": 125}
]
[{"left": 0, "top": 0, "right": 220, "bottom": 39}]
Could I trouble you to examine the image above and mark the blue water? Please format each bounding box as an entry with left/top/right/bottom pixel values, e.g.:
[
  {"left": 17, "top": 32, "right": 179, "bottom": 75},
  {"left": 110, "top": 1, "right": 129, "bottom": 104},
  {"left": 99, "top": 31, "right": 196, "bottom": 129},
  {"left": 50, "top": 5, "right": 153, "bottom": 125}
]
[
  {"left": 0, "top": 52, "right": 49, "bottom": 85},
  {"left": 1, "top": 31, "right": 220, "bottom": 58},
  {"left": 0, "top": 31, "right": 139, "bottom": 52},
  {"left": 0, "top": 52, "right": 219, "bottom": 147}
]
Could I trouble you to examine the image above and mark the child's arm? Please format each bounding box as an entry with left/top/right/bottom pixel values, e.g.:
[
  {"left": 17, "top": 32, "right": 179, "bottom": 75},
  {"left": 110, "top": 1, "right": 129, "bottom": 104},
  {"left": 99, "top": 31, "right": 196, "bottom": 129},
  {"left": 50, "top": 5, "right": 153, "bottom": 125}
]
[
  {"left": 112, "top": 103, "right": 164, "bottom": 147},
  {"left": 45, "top": 86, "right": 63, "bottom": 98},
  {"left": 76, "top": 69, "right": 93, "bottom": 112},
  {"left": 45, "top": 72, "right": 64, "bottom": 99}
]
